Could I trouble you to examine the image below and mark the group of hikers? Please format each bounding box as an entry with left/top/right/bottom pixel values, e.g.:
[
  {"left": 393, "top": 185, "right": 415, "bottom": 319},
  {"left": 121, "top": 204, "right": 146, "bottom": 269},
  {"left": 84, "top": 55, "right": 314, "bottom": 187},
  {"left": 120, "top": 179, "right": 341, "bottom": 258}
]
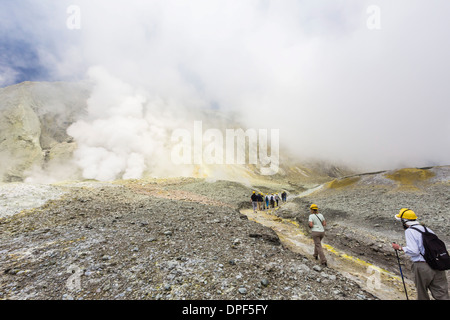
[
  {"left": 250, "top": 191, "right": 287, "bottom": 212},
  {"left": 250, "top": 192, "right": 449, "bottom": 300}
]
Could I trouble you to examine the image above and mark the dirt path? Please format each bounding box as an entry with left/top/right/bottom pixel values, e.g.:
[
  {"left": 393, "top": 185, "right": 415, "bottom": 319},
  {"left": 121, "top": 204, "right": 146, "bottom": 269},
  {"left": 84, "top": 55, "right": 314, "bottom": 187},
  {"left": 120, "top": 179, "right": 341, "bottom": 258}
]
[{"left": 241, "top": 207, "right": 417, "bottom": 300}]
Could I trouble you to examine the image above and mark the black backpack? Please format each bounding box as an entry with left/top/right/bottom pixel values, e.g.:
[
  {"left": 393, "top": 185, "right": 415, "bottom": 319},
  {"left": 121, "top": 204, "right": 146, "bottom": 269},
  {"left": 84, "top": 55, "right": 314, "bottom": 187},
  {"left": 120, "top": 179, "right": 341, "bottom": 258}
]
[{"left": 410, "top": 226, "right": 450, "bottom": 271}]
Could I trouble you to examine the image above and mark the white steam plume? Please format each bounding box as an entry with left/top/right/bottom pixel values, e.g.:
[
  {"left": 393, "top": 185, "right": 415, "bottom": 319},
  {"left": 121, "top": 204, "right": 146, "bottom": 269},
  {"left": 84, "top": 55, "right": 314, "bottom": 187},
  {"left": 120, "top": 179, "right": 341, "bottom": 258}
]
[
  {"left": 67, "top": 66, "right": 194, "bottom": 181},
  {"left": 3, "top": 0, "right": 450, "bottom": 175}
]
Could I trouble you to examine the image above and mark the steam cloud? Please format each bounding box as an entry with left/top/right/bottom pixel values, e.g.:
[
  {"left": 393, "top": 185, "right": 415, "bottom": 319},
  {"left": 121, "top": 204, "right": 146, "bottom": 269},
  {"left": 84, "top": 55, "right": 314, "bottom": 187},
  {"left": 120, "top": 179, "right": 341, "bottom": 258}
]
[
  {"left": 67, "top": 66, "right": 215, "bottom": 181},
  {"left": 67, "top": 66, "right": 161, "bottom": 181},
  {"left": 2, "top": 0, "right": 450, "bottom": 179}
]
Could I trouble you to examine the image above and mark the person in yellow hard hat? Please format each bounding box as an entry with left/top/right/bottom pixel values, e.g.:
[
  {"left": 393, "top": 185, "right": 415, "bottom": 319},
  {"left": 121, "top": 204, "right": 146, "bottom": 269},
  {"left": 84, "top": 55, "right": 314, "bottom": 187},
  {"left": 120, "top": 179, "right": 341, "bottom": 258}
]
[
  {"left": 251, "top": 191, "right": 258, "bottom": 213},
  {"left": 257, "top": 193, "right": 263, "bottom": 211},
  {"left": 270, "top": 194, "right": 275, "bottom": 208},
  {"left": 392, "top": 208, "right": 449, "bottom": 300},
  {"left": 281, "top": 191, "right": 287, "bottom": 203},
  {"left": 308, "top": 204, "right": 327, "bottom": 266}
]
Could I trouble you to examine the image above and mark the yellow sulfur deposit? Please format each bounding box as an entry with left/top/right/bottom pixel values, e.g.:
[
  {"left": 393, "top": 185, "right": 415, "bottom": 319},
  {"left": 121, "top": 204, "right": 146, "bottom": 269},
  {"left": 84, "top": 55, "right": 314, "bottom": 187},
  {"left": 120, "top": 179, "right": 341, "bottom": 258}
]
[
  {"left": 384, "top": 168, "right": 435, "bottom": 191},
  {"left": 326, "top": 176, "right": 360, "bottom": 189}
]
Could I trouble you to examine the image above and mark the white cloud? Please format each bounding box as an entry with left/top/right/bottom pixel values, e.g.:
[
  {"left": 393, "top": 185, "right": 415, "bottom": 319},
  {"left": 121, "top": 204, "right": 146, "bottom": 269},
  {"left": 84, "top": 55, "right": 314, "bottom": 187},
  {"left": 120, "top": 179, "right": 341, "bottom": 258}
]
[
  {"left": 0, "top": 66, "right": 19, "bottom": 87},
  {"left": 3, "top": 0, "right": 450, "bottom": 174}
]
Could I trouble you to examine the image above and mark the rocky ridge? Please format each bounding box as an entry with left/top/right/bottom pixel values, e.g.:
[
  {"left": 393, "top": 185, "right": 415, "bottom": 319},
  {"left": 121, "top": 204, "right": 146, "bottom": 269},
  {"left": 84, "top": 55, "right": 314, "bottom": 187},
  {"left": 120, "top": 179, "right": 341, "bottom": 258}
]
[{"left": 0, "top": 81, "right": 90, "bottom": 182}]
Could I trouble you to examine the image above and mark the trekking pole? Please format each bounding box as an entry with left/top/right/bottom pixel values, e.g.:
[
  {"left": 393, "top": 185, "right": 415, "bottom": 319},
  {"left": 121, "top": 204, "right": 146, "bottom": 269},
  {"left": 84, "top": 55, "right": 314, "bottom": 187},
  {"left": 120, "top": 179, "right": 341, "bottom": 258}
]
[{"left": 393, "top": 242, "right": 409, "bottom": 300}]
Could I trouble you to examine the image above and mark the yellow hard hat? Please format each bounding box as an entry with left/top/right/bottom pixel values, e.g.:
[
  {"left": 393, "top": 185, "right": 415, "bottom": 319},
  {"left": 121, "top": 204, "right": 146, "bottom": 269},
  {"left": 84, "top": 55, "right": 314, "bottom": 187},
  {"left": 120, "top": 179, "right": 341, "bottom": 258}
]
[
  {"left": 310, "top": 204, "right": 318, "bottom": 210},
  {"left": 395, "top": 208, "right": 417, "bottom": 220}
]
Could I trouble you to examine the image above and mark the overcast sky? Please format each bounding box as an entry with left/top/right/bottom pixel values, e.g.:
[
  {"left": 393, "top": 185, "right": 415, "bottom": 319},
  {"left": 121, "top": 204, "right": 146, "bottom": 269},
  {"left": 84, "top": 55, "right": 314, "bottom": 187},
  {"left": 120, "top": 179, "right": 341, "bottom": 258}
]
[{"left": 1, "top": 0, "right": 450, "bottom": 172}]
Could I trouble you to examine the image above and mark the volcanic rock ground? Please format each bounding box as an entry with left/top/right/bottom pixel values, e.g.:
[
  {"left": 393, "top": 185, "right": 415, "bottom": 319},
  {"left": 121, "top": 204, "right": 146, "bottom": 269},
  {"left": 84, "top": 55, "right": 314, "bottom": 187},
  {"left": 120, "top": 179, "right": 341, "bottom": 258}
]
[
  {"left": 0, "top": 166, "right": 449, "bottom": 300},
  {"left": 1, "top": 178, "right": 376, "bottom": 301},
  {"left": 277, "top": 166, "right": 450, "bottom": 297}
]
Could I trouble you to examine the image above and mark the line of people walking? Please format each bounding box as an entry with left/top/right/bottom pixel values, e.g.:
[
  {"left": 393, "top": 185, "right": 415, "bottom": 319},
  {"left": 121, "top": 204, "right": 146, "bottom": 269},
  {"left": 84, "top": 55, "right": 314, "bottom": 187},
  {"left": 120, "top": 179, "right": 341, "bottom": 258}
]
[
  {"left": 250, "top": 190, "right": 449, "bottom": 300},
  {"left": 251, "top": 191, "right": 287, "bottom": 213}
]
